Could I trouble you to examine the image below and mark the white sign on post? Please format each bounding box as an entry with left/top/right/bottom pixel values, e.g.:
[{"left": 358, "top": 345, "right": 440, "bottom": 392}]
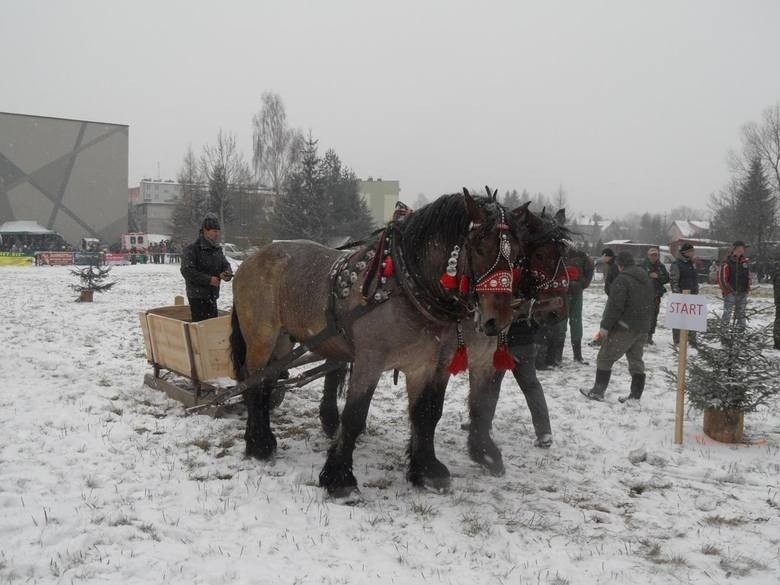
[{"left": 664, "top": 293, "right": 708, "bottom": 332}]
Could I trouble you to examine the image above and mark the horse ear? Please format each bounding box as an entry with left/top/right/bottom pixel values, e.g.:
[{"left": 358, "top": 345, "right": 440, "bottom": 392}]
[
  {"left": 541, "top": 206, "right": 547, "bottom": 218},
  {"left": 463, "top": 187, "right": 484, "bottom": 223},
  {"left": 510, "top": 201, "right": 532, "bottom": 223},
  {"left": 493, "top": 188, "right": 498, "bottom": 200},
  {"left": 555, "top": 208, "right": 566, "bottom": 225},
  {"left": 485, "top": 185, "right": 492, "bottom": 198}
]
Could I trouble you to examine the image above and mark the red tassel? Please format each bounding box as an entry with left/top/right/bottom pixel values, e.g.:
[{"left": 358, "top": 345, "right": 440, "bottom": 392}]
[
  {"left": 459, "top": 275, "right": 470, "bottom": 294},
  {"left": 566, "top": 266, "right": 581, "bottom": 281},
  {"left": 440, "top": 272, "right": 457, "bottom": 289},
  {"left": 493, "top": 344, "right": 515, "bottom": 371},
  {"left": 447, "top": 345, "right": 469, "bottom": 375},
  {"left": 382, "top": 256, "right": 394, "bottom": 277},
  {"left": 512, "top": 267, "right": 521, "bottom": 283}
]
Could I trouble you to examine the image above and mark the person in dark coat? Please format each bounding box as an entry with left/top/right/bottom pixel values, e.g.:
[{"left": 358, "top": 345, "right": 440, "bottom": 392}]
[
  {"left": 669, "top": 242, "right": 699, "bottom": 346},
  {"left": 181, "top": 214, "right": 233, "bottom": 322},
  {"left": 581, "top": 251, "right": 655, "bottom": 402},
  {"left": 640, "top": 246, "right": 670, "bottom": 345},
  {"left": 718, "top": 240, "right": 751, "bottom": 331},
  {"left": 557, "top": 246, "right": 594, "bottom": 363},
  {"left": 506, "top": 319, "right": 553, "bottom": 447},
  {"left": 601, "top": 248, "right": 619, "bottom": 295}
]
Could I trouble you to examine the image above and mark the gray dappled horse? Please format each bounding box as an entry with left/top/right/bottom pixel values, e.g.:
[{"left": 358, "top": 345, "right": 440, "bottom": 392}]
[{"left": 230, "top": 189, "right": 527, "bottom": 496}]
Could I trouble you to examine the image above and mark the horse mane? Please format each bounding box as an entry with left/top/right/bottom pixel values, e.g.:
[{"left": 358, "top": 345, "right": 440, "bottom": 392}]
[{"left": 399, "top": 192, "right": 502, "bottom": 252}]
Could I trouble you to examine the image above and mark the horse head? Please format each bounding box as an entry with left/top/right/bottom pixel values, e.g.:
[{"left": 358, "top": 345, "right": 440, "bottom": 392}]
[
  {"left": 511, "top": 204, "right": 571, "bottom": 325},
  {"left": 461, "top": 187, "right": 522, "bottom": 336}
]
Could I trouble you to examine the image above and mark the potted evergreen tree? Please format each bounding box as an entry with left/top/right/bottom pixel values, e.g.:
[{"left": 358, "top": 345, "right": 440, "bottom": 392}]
[
  {"left": 675, "top": 311, "right": 780, "bottom": 442},
  {"left": 70, "top": 262, "right": 116, "bottom": 302}
]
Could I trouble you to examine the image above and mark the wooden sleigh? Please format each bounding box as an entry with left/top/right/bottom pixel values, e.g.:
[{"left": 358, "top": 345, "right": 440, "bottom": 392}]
[{"left": 139, "top": 296, "right": 339, "bottom": 416}]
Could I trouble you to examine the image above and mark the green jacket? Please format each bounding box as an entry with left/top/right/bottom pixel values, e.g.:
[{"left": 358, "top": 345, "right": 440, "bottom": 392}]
[
  {"left": 600, "top": 265, "right": 655, "bottom": 334},
  {"left": 640, "top": 258, "right": 670, "bottom": 297}
]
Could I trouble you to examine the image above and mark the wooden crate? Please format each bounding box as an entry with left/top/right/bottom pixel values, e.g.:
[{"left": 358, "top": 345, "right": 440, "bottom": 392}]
[{"left": 139, "top": 305, "right": 234, "bottom": 382}]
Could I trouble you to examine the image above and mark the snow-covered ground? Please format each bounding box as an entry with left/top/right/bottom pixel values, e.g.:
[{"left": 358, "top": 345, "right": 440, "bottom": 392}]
[{"left": 1, "top": 264, "right": 778, "bottom": 585}]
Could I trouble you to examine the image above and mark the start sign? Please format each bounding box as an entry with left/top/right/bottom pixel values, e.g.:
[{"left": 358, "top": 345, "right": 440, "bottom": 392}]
[{"left": 664, "top": 293, "right": 708, "bottom": 332}]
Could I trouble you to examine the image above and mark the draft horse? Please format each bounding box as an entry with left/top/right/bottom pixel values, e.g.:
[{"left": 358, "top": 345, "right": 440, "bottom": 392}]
[
  {"left": 230, "top": 189, "right": 525, "bottom": 496},
  {"left": 463, "top": 208, "right": 572, "bottom": 476}
]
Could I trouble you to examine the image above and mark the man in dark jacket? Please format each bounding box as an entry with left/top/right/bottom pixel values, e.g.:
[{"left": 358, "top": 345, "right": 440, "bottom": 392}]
[
  {"left": 641, "top": 246, "right": 670, "bottom": 345},
  {"left": 669, "top": 242, "right": 699, "bottom": 346},
  {"left": 718, "top": 240, "right": 751, "bottom": 331},
  {"left": 556, "top": 246, "right": 594, "bottom": 363},
  {"left": 581, "top": 251, "right": 654, "bottom": 402},
  {"left": 181, "top": 214, "right": 233, "bottom": 322},
  {"left": 601, "top": 248, "right": 619, "bottom": 295}
]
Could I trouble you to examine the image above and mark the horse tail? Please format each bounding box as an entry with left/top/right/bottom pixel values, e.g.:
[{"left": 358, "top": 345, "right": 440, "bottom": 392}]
[{"left": 229, "top": 305, "right": 247, "bottom": 381}]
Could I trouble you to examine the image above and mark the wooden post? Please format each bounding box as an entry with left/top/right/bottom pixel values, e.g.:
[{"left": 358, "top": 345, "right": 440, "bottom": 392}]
[
  {"left": 674, "top": 289, "right": 691, "bottom": 445},
  {"left": 174, "top": 295, "right": 185, "bottom": 306}
]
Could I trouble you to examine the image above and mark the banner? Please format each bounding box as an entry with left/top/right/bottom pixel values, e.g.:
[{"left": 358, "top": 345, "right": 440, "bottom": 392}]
[
  {"left": 36, "top": 251, "right": 75, "bottom": 266},
  {"left": 664, "top": 293, "right": 708, "bottom": 332},
  {"left": 0, "top": 252, "right": 34, "bottom": 266},
  {"left": 105, "top": 253, "right": 131, "bottom": 265}
]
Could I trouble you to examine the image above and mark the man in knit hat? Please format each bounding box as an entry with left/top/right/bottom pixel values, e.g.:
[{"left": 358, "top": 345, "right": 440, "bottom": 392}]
[
  {"left": 180, "top": 214, "right": 233, "bottom": 321},
  {"left": 581, "top": 251, "right": 655, "bottom": 403}
]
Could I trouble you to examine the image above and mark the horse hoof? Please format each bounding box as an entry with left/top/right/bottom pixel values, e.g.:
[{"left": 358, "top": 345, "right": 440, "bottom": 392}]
[
  {"left": 420, "top": 474, "right": 451, "bottom": 494},
  {"left": 407, "top": 459, "right": 451, "bottom": 490},
  {"left": 245, "top": 434, "right": 277, "bottom": 460},
  {"left": 319, "top": 459, "right": 357, "bottom": 496},
  {"left": 468, "top": 435, "right": 505, "bottom": 476}
]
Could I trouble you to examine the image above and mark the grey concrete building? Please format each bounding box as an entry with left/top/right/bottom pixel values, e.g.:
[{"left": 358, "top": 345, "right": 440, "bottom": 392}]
[
  {"left": 357, "top": 178, "right": 400, "bottom": 225},
  {"left": 0, "top": 111, "right": 129, "bottom": 246}
]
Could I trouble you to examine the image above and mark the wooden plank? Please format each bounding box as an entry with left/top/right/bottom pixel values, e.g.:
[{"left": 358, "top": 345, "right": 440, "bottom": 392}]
[
  {"left": 147, "top": 313, "right": 194, "bottom": 377},
  {"left": 143, "top": 374, "right": 224, "bottom": 417},
  {"left": 138, "top": 312, "right": 154, "bottom": 363},
  {"left": 188, "top": 313, "right": 235, "bottom": 381}
]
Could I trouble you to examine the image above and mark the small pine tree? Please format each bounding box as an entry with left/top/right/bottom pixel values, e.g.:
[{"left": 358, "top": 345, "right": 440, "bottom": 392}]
[
  {"left": 70, "top": 263, "right": 116, "bottom": 299},
  {"left": 667, "top": 310, "right": 780, "bottom": 412}
]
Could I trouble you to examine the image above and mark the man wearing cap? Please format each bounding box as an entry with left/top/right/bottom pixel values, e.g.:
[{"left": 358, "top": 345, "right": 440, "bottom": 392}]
[
  {"left": 601, "top": 248, "right": 619, "bottom": 296},
  {"left": 718, "top": 240, "right": 751, "bottom": 331},
  {"left": 181, "top": 214, "right": 233, "bottom": 322},
  {"left": 580, "top": 251, "right": 655, "bottom": 402},
  {"left": 669, "top": 242, "right": 699, "bottom": 346},
  {"left": 640, "top": 246, "right": 670, "bottom": 345}
]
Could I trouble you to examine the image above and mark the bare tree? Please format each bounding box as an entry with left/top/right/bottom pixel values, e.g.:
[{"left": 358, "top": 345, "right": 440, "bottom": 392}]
[
  {"left": 200, "top": 130, "right": 254, "bottom": 238},
  {"left": 252, "top": 92, "right": 304, "bottom": 195},
  {"left": 171, "top": 144, "right": 207, "bottom": 243}
]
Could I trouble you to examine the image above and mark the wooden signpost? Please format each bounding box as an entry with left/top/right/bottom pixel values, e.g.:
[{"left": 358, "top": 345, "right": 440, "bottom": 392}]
[{"left": 664, "top": 291, "right": 708, "bottom": 445}]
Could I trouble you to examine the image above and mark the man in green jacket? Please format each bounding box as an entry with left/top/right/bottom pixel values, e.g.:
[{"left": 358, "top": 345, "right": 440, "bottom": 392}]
[
  {"left": 556, "top": 246, "right": 594, "bottom": 363},
  {"left": 640, "top": 246, "right": 670, "bottom": 345},
  {"left": 581, "top": 251, "right": 655, "bottom": 402}
]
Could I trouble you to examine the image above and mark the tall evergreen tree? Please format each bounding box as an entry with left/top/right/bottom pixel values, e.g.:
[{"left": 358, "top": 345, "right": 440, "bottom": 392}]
[
  {"left": 502, "top": 189, "right": 521, "bottom": 209},
  {"left": 734, "top": 157, "right": 775, "bottom": 259},
  {"left": 320, "top": 149, "right": 374, "bottom": 239}
]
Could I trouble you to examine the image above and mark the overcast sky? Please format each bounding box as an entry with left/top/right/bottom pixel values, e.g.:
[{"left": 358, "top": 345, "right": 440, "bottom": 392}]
[{"left": 3, "top": 0, "right": 780, "bottom": 217}]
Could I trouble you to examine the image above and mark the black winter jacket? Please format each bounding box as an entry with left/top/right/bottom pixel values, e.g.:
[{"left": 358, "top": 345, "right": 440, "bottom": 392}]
[
  {"left": 600, "top": 265, "right": 655, "bottom": 334},
  {"left": 640, "top": 258, "right": 670, "bottom": 297},
  {"left": 181, "top": 235, "right": 232, "bottom": 300},
  {"left": 670, "top": 257, "right": 699, "bottom": 294}
]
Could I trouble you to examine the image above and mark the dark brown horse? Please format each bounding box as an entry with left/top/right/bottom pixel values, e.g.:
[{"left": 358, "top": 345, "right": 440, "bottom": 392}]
[
  {"left": 230, "top": 189, "right": 527, "bottom": 496},
  {"left": 464, "top": 209, "right": 571, "bottom": 475}
]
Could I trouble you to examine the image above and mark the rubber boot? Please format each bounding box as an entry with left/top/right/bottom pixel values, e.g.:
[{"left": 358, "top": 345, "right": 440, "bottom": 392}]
[
  {"left": 580, "top": 369, "right": 611, "bottom": 401},
  {"left": 572, "top": 340, "right": 588, "bottom": 364},
  {"left": 618, "top": 373, "right": 646, "bottom": 403}
]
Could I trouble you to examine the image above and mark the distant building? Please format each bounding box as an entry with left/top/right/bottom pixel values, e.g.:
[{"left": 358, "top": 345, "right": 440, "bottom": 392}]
[
  {"left": 0, "top": 111, "right": 129, "bottom": 246},
  {"left": 668, "top": 220, "right": 710, "bottom": 242},
  {"left": 357, "top": 178, "right": 400, "bottom": 225},
  {"left": 568, "top": 215, "right": 622, "bottom": 249},
  {"left": 129, "top": 179, "right": 182, "bottom": 235}
]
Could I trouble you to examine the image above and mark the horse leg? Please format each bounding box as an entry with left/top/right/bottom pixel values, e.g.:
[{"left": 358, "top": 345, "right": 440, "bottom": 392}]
[
  {"left": 406, "top": 370, "right": 451, "bottom": 491},
  {"left": 243, "top": 334, "right": 287, "bottom": 460},
  {"left": 467, "top": 366, "right": 506, "bottom": 476},
  {"left": 319, "top": 361, "right": 347, "bottom": 438},
  {"left": 244, "top": 378, "right": 277, "bottom": 459},
  {"left": 319, "top": 365, "right": 380, "bottom": 497}
]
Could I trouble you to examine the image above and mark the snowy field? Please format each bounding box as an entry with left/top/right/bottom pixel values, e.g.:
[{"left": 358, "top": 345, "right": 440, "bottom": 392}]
[{"left": 1, "top": 263, "right": 779, "bottom": 585}]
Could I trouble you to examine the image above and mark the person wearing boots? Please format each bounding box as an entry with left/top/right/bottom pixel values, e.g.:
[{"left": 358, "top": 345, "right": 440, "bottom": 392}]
[
  {"left": 181, "top": 214, "right": 233, "bottom": 322},
  {"left": 580, "top": 251, "right": 654, "bottom": 403},
  {"left": 718, "top": 240, "right": 751, "bottom": 332},
  {"left": 641, "top": 246, "right": 670, "bottom": 345},
  {"left": 669, "top": 242, "right": 699, "bottom": 346},
  {"left": 506, "top": 319, "right": 554, "bottom": 447},
  {"left": 556, "top": 246, "right": 594, "bottom": 363}
]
